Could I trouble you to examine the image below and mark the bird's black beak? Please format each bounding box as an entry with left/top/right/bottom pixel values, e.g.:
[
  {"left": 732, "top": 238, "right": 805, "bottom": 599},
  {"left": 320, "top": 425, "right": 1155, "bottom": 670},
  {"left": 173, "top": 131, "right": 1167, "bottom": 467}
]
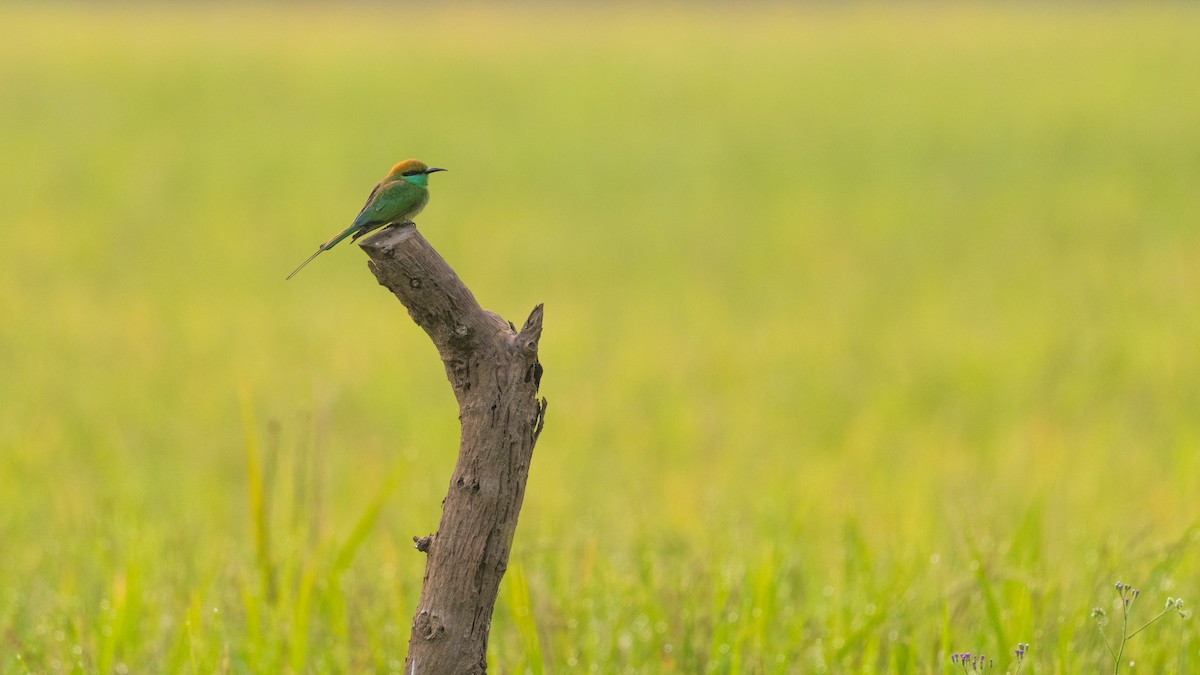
[{"left": 425, "top": 167, "right": 447, "bottom": 174}]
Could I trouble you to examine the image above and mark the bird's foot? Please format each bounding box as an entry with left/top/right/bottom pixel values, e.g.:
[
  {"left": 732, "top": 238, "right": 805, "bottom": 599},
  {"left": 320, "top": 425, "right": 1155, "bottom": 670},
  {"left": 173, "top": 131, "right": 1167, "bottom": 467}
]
[{"left": 384, "top": 220, "right": 416, "bottom": 231}]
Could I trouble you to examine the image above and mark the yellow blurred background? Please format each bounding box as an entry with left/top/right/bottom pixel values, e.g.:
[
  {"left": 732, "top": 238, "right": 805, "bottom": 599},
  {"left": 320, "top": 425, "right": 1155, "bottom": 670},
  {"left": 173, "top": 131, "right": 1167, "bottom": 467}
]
[{"left": 1, "top": 4, "right": 1198, "bottom": 672}]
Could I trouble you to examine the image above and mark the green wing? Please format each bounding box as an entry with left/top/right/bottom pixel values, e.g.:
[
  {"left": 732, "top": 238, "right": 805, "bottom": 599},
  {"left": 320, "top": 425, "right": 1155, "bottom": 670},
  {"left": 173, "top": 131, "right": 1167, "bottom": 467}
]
[{"left": 351, "top": 179, "right": 429, "bottom": 232}]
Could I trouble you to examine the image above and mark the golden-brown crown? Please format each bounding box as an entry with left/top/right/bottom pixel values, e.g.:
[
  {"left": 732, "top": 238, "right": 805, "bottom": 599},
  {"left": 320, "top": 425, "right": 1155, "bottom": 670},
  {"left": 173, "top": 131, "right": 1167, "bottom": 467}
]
[{"left": 387, "top": 159, "right": 429, "bottom": 178}]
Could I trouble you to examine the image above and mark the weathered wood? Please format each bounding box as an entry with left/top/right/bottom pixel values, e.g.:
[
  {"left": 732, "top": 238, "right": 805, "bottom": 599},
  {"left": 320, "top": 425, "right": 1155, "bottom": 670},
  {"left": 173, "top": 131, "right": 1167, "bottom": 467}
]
[{"left": 359, "top": 223, "right": 546, "bottom": 674}]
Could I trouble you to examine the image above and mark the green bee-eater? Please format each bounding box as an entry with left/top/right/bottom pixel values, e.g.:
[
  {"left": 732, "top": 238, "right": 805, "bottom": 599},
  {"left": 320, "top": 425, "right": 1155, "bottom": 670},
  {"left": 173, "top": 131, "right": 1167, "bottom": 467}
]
[{"left": 287, "top": 160, "right": 446, "bottom": 280}]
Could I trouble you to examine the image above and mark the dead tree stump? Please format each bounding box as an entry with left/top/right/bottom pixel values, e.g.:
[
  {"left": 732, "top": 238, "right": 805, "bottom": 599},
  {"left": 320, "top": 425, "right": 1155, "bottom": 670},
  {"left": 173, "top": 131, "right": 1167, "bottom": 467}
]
[{"left": 359, "top": 223, "right": 547, "bottom": 674}]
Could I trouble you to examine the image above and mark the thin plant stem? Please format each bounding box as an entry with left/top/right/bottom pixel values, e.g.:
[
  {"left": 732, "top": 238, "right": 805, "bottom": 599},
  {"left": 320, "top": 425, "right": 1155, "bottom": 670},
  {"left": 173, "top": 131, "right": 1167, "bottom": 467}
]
[
  {"left": 1097, "top": 623, "right": 1117, "bottom": 661},
  {"left": 1112, "top": 597, "right": 1129, "bottom": 675},
  {"left": 1127, "top": 608, "right": 1173, "bottom": 640}
]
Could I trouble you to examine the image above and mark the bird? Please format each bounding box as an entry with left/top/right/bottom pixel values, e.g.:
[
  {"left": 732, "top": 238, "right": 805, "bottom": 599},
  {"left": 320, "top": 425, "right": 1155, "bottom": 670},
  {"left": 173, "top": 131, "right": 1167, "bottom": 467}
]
[{"left": 287, "top": 160, "right": 447, "bottom": 280}]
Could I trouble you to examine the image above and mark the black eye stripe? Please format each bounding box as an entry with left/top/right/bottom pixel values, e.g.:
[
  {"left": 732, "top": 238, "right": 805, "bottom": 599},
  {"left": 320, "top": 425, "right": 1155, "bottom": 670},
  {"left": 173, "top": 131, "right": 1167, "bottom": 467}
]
[{"left": 402, "top": 170, "right": 422, "bottom": 176}]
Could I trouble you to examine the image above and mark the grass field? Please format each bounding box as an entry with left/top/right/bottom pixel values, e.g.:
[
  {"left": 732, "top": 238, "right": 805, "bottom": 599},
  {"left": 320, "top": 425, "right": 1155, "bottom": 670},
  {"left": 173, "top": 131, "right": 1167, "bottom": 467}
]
[{"left": 2, "top": 4, "right": 1199, "bottom": 673}]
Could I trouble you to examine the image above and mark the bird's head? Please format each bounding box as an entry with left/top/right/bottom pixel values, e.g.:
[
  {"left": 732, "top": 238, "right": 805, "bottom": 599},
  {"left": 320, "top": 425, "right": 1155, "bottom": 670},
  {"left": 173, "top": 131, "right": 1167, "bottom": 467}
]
[{"left": 388, "top": 159, "right": 447, "bottom": 186}]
